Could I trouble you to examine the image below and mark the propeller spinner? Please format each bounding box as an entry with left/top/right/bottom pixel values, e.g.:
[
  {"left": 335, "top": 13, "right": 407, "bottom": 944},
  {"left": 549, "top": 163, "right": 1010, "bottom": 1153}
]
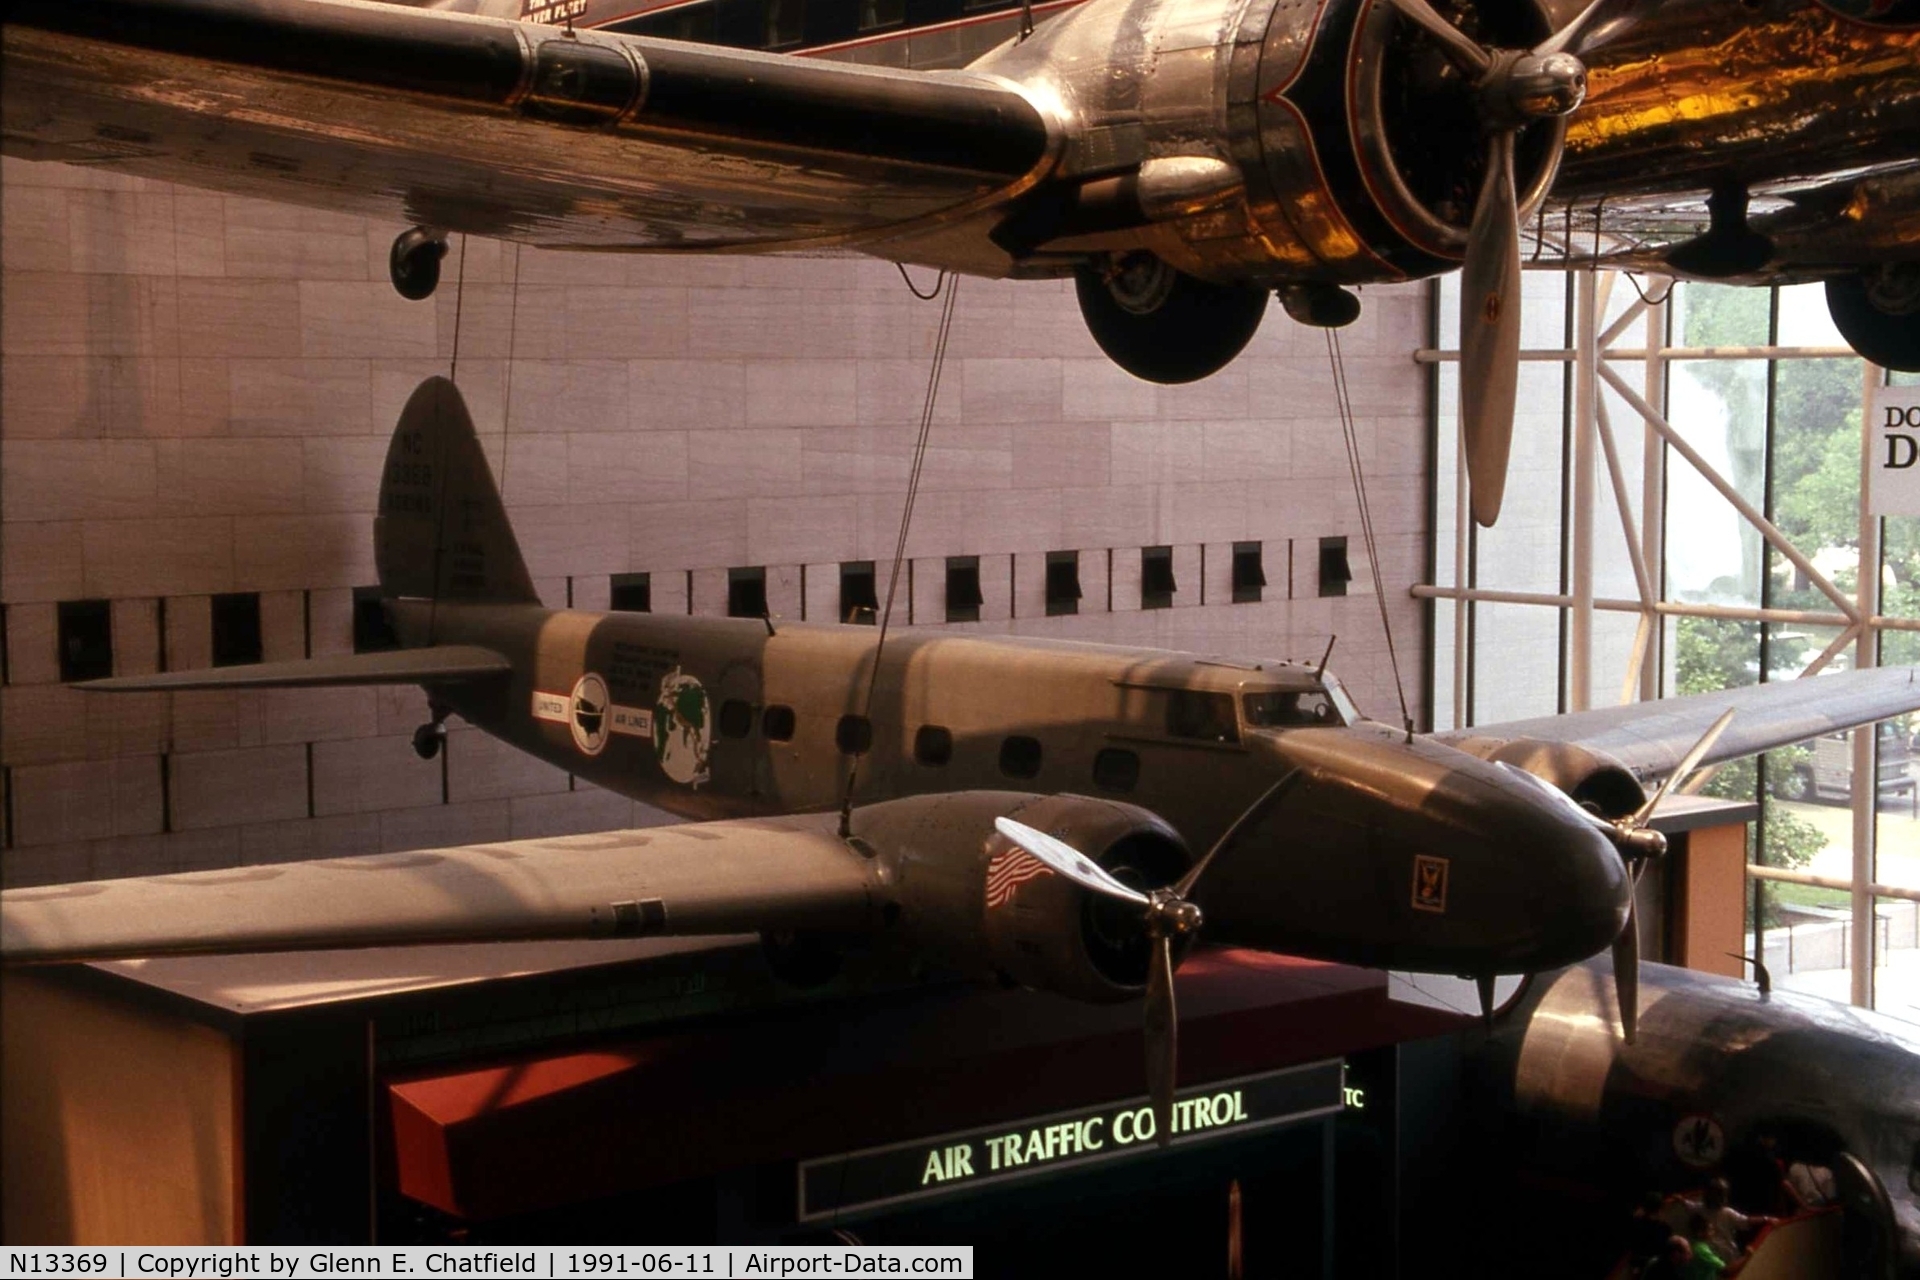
[
  {"left": 1385, "top": 0, "right": 1621, "bottom": 526},
  {"left": 993, "top": 773, "right": 1301, "bottom": 1147}
]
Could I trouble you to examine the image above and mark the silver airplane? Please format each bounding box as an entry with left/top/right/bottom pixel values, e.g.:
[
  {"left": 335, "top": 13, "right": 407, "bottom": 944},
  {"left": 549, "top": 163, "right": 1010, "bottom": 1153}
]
[
  {"left": 1478, "top": 957, "right": 1920, "bottom": 1278},
  {"left": 7, "top": 374, "right": 1920, "bottom": 1147},
  {"left": 3, "top": 0, "right": 1917, "bottom": 526}
]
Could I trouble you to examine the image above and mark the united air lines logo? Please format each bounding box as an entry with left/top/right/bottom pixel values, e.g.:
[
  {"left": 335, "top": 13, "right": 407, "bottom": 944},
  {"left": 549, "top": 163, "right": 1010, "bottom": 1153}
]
[
  {"left": 1411, "top": 854, "right": 1449, "bottom": 914},
  {"left": 569, "top": 673, "right": 611, "bottom": 756},
  {"left": 531, "top": 672, "right": 652, "bottom": 758}
]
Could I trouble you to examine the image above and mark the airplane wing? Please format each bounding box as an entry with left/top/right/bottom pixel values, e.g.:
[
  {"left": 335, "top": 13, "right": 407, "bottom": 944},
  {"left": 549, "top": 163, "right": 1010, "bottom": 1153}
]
[
  {"left": 1443, "top": 666, "right": 1920, "bottom": 785},
  {"left": 1, "top": 0, "right": 1055, "bottom": 255},
  {"left": 1, "top": 814, "right": 877, "bottom": 963}
]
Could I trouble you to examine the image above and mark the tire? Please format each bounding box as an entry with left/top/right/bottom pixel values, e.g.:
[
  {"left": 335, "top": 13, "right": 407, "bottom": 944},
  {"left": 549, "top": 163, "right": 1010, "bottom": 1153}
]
[
  {"left": 389, "top": 228, "right": 447, "bottom": 302},
  {"left": 1826, "top": 271, "right": 1920, "bottom": 372},
  {"left": 1074, "top": 254, "right": 1270, "bottom": 384}
]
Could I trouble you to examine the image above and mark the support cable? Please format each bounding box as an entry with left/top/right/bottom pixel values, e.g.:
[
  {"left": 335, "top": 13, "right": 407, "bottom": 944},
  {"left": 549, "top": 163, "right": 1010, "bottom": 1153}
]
[
  {"left": 840, "top": 277, "right": 961, "bottom": 834},
  {"left": 1325, "top": 328, "right": 1414, "bottom": 740}
]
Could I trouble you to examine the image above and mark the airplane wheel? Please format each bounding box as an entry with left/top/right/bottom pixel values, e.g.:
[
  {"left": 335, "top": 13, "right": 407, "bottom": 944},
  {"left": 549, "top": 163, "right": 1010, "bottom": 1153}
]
[
  {"left": 1827, "top": 268, "right": 1920, "bottom": 372},
  {"left": 412, "top": 722, "right": 445, "bottom": 760},
  {"left": 1074, "top": 253, "right": 1269, "bottom": 384},
  {"left": 389, "top": 227, "right": 447, "bottom": 302}
]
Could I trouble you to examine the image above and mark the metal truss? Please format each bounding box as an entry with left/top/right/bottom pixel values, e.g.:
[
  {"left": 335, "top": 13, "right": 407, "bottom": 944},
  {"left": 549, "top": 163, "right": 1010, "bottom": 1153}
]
[{"left": 1414, "top": 268, "right": 1908, "bottom": 1009}]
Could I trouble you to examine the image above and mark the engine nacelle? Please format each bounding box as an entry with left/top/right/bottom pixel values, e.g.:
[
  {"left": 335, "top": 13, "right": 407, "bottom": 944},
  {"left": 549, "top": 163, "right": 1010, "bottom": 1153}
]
[
  {"left": 1443, "top": 735, "right": 1646, "bottom": 819},
  {"left": 851, "top": 790, "right": 1192, "bottom": 1004}
]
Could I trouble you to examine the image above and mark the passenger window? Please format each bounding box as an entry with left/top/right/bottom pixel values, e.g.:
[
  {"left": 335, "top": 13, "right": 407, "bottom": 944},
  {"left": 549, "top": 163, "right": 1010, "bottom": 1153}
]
[
  {"left": 1166, "top": 690, "right": 1239, "bottom": 743},
  {"left": 837, "top": 714, "right": 873, "bottom": 755},
  {"left": 915, "top": 725, "right": 953, "bottom": 766},
  {"left": 719, "top": 699, "right": 754, "bottom": 739},
  {"left": 1242, "top": 690, "right": 1341, "bottom": 728},
  {"left": 762, "top": 705, "right": 796, "bottom": 741},
  {"left": 999, "top": 735, "right": 1042, "bottom": 779},
  {"left": 1093, "top": 748, "right": 1140, "bottom": 793}
]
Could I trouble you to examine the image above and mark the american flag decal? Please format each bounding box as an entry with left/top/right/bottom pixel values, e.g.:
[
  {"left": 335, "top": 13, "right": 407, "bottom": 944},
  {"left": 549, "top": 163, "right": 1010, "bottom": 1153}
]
[{"left": 985, "top": 845, "right": 1054, "bottom": 908}]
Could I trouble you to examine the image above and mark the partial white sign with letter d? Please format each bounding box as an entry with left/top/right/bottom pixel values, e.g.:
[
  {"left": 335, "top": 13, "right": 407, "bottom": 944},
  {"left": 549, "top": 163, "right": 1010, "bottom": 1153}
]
[{"left": 1870, "top": 385, "right": 1920, "bottom": 516}]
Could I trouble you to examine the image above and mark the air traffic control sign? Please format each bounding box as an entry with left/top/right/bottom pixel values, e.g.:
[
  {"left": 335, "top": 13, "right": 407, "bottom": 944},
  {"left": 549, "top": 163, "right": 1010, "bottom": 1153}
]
[
  {"left": 797, "top": 1060, "right": 1344, "bottom": 1220},
  {"left": 1869, "top": 385, "right": 1920, "bottom": 516}
]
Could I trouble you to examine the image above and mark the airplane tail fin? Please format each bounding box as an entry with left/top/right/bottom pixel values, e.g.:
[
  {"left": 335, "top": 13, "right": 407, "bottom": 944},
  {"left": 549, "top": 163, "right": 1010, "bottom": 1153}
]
[{"left": 375, "top": 376, "right": 538, "bottom": 605}]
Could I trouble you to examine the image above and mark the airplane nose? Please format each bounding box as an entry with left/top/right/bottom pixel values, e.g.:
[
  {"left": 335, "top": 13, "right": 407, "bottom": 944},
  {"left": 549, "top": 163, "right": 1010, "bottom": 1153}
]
[{"left": 1194, "top": 729, "right": 1631, "bottom": 976}]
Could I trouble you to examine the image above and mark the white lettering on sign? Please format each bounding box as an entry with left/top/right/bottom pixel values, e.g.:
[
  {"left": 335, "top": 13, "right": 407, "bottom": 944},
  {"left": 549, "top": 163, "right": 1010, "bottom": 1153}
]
[
  {"left": 530, "top": 691, "right": 569, "bottom": 724},
  {"left": 1868, "top": 386, "right": 1920, "bottom": 515}
]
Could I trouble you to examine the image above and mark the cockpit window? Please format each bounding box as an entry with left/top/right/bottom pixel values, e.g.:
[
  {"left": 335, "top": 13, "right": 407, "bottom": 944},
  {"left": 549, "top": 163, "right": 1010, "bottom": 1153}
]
[
  {"left": 1166, "top": 690, "right": 1239, "bottom": 743},
  {"left": 1243, "top": 689, "right": 1343, "bottom": 728}
]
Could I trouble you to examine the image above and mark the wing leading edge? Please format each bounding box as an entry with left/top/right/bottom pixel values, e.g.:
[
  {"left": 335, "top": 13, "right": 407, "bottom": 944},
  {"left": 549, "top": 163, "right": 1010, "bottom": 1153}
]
[
  {"left": 1, "top": 814, "right": 877, "bottom": 964},
  {"left": 2, "top": 0, "right": 1056, "bottom": 253},
  {"left": 1447, "top": 665, "right": 1920, "bottom": 784}
]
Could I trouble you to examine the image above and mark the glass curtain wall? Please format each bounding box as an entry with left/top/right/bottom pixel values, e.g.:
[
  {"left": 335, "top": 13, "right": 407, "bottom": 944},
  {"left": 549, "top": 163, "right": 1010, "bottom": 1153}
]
[{"left": 1425, "top": 271, "right": 1919, "bottom": 1025}]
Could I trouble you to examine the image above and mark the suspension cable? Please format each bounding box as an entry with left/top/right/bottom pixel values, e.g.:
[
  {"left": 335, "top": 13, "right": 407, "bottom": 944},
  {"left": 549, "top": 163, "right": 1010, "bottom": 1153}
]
[
  {"left": 1325, "top": 327, "right": 1414, "bottom": 740},
  {"left": 840, "top": 276, "right": 961, "bottom": 834}
]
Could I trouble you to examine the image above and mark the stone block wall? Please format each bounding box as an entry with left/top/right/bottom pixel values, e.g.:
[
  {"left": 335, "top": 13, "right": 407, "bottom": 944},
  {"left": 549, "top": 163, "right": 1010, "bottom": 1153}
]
[{"left": 0, "top": 156, "right": 1432, "bottom": 886}]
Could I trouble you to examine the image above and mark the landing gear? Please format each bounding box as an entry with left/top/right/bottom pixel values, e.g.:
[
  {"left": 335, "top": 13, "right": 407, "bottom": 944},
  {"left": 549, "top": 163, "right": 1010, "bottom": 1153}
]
[
  {"left": 1664, "top": 183, "right": 1772, "bottom": 279},
  {"left": 1073, "top": 252, "right": 1270, "bottom": 384},
  {"left": 389, "top": 226, "right": 448, "bottom": 301},
  {"left": 413, "top": 708, "right": 449, "bottom": 760},
  {"left": 1827, "top": 264, "right": 1920, "bottom": 372}
]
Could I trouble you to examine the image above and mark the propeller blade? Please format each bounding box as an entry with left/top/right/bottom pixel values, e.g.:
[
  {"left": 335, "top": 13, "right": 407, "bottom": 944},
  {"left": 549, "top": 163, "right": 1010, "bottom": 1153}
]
[
  {"left": 1630, "top": 708, "right": 1736, "bottom": 827},
  {"left": 1385, "top": 0, "right": 1491, "bottom": 75},
  {"left": 1460, "top": 131, "right": 1522, "bottom": 528},
  {"left": 994, "top": 817, "right": 1152, "bottom": 906},
  {"left": 1475, "top": 973, "right": 1498, "bottom": 1029},
  {"left": 1173, "top": 770, "right": 1302, "bottom": 900},
  {"left": 1533, "top": 0, "right": 1647, "bottom": 57},
  {"left": 1145, "top": 931, "right": 1178, "bottom": 1149},
  {"left": 1613, "top": 892, "right": 1640, "bottom": 1043}
]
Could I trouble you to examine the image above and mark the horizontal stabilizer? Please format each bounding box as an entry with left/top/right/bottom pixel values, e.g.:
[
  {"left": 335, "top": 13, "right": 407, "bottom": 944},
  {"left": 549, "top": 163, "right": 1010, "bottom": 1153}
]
[
  {"left": 76, "top": 645, "right": 512, "bottom": 693},
  {"left": 2, "top": 817, "right": 876, "bottom": 963}
]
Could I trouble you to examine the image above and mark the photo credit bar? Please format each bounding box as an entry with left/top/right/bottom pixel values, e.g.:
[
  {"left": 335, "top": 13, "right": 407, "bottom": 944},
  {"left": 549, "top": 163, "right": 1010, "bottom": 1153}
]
[{"left": 0, "top": 1249, "right": 973, "bottom": 1279}]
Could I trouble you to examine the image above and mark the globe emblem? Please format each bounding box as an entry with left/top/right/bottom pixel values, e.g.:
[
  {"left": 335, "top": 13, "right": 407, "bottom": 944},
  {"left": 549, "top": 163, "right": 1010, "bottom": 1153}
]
[
  {"left": 569, "top": 672, "right": 611, "bottom": 756},
  {"left": 653, "top": 667, "right": 711, "bottom": 787}
]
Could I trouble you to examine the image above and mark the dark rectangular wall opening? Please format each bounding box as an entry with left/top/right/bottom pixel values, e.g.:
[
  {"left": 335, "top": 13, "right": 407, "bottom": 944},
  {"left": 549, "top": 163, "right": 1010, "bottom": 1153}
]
[
  {"left": 1232, "top": 541, "right": 1266, "bottom": 604},
  {"left": 1318, "top": 537, "right": 1352, "bottom": 598},
  {"left": 610, "top": 572, "right": 652, "bottom": 613},
  {"left": 57, "top": 599, "right": 113, "bottom": 682},
  {"left": 352, "top": 587, "right": 399, "bottom": 653},
  {"left": 1045, "top": 551, "right": 1081, "bottom": 617},
  {"left": 1141, "top": 546, "right": 1176, "bottom": 610},
  {"left": 945, "top": 557, "right": 983, "bottom": 623},
  {"left": 840, "top": 561, "right": 878, "bottom": 625},
  {"left": 210, "top": 592, "right": 264, "bottom": 667},
  {"left": 728, "top": 566, "right": 768, "bottom": 619}
]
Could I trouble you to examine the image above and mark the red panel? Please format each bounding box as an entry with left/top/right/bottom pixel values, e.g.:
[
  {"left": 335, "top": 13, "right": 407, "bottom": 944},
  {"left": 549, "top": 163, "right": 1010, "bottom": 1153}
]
[{"left": 388, "top": 950, "right": 1463, "bottom": 1220}]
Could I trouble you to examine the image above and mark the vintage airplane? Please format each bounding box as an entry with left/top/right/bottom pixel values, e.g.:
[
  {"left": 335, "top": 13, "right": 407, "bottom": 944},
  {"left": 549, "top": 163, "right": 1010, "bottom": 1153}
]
[
  {"left": 4, "top": 0, "right": 1917, "bottom": 526},
  {"left": 8, "top": 374, "right": 1920, "bottom": 1146},
  {"left": 1473, "top": 957, "right": 1920, "bottom": 1278}
]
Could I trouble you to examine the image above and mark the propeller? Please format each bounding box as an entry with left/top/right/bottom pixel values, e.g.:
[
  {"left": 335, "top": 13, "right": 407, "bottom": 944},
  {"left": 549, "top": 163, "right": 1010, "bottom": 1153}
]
[
  {"left": 993, "top": 772, "right": 1302, "bottom": 1147},
  {"left": 1502, "top": 708, "right": 1734, "bottom": 1042},
  {"left": 1384, "top": 0, "right": 1618, "bottom": 526}
]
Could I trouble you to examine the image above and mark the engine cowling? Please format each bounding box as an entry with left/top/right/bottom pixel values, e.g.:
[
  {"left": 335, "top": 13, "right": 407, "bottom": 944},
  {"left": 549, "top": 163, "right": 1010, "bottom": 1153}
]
[
  {"left": 1442, "top": 735, "right": 1647, "bottom": 820},
  {"left": 851, "top": 790, "right": 1192, "bottom": 1004}
]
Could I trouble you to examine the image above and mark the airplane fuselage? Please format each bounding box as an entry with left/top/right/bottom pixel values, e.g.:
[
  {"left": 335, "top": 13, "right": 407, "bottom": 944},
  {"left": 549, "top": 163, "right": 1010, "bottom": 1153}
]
[{"left": 394, "top": 597, "right": 1634, "bottom": 976}]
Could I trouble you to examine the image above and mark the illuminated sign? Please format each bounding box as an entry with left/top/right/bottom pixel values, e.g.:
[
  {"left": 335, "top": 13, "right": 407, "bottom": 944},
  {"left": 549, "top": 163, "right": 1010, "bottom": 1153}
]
[{"left": 797, "top": 1060, "right": 1343, "bottom": 1220}]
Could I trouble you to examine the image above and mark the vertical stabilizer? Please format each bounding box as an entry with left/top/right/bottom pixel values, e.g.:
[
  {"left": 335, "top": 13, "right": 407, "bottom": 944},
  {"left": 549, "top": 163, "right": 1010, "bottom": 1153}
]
[{"left": 375, "top": 376, "right": 537, "bottom": 604}]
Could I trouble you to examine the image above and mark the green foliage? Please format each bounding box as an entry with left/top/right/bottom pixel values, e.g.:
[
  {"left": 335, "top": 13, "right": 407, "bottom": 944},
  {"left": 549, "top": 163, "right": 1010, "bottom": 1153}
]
[{"left": 1672, "top": 614, "right": 1825, "bottom": 870}]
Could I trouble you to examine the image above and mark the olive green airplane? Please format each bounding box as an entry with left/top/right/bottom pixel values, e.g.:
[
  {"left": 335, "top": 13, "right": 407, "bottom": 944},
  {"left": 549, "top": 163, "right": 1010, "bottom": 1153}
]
[{"left": 8, "top": 375, "right": 1920, "bottom": 1145}]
